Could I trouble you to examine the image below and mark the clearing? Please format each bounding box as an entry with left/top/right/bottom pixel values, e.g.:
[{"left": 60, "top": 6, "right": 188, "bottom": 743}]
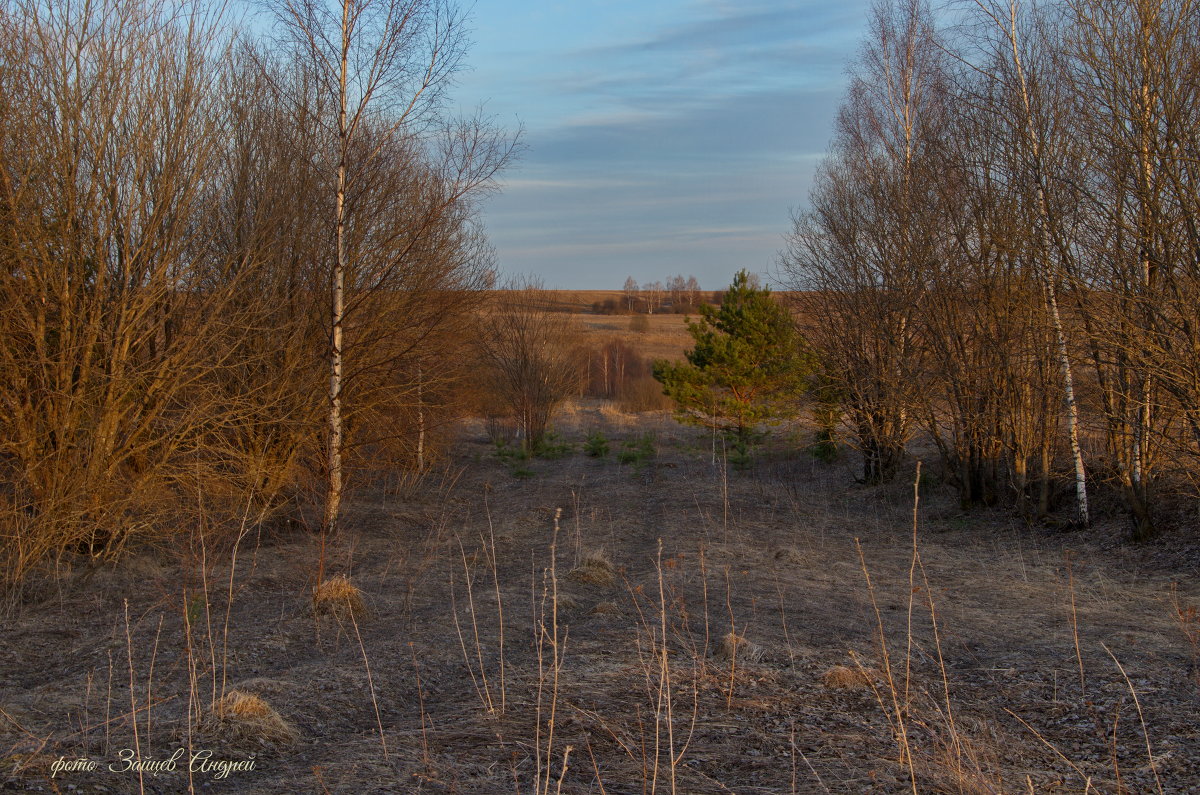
[{"left": 2, "top": 410, "right": 1199, "bottom": 793}]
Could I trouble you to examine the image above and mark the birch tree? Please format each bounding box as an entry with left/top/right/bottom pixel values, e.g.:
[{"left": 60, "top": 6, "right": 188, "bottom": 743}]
[
  {"left": 966, "top": 0, "right": 1091, "bottom": 525},
  {"left": 269, "top": 0, "right": 513, "bottom": 557}
]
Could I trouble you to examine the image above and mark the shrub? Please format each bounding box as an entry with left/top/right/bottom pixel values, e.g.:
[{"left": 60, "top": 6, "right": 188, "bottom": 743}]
[
  {"left": 618, "top": 433, "right": 656, "bottom": 470},
  {"left": 615, "top": 376, "right": 673, "bottom": 413},
  {"left": 584, "top": 431, "right": 610, "bottom": 457},
  {"left": 534, "top": 431, "right": 573, "bottom": 459}
]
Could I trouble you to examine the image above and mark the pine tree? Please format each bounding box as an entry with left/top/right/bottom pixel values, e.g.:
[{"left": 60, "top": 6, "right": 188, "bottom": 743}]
[{"left": 653, "top": 270, "right": 813, "bottom": 445}]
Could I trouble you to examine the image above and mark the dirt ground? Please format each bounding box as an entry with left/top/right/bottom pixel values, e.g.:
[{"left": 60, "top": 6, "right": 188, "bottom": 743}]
[{"left": 3, "top": 408, "right": 1200, "bottom": 793}]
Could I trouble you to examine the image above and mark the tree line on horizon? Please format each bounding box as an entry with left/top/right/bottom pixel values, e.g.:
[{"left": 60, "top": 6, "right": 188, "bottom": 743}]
[{"left": 590, "top": 275, "right": 710, "bottom": 315}]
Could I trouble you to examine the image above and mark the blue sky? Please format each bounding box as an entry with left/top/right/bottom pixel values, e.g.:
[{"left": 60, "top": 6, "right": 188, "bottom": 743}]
[{"left": 451, "top": 0, "right": 869, "bottom": 290}]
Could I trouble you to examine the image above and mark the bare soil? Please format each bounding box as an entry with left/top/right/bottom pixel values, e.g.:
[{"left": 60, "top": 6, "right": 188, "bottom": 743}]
[{"left": 3, "top": 409, "right": 1200, "bottom": 793}]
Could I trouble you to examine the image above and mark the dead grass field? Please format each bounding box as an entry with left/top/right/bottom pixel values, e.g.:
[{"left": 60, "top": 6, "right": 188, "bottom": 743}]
[
  {"left": 576, "top": 313, "right": 695, "bottom": 362},
  {"left": 3, "top": 405, "right": 1200, "bottom": 793},
  {"left": 3, "top": 308, "right": 1200, "bottom": 793}
]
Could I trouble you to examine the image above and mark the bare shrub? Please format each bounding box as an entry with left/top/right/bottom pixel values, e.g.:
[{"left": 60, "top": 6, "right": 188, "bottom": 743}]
[
  {"left": 0, "top": 0, "right": 511, "bottom": 589},
  {"left": 615, "top": 376, "right": 674, "bottom": 413},
  {"left": 475, "top": 278, "right": 585, "bottom": 452},
  {"left": 0, "top": 0, "right": 267, "bottom": 581}
]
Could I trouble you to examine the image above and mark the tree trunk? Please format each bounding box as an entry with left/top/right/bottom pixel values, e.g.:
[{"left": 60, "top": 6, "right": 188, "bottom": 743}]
[{"left": 322, "top": 0, "right": 351, "bottom": 560}]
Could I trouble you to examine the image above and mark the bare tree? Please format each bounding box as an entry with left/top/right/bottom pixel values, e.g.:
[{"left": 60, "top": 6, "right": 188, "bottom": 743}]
[
  {"left": 782, "top": 0, "right": 945, "bottom": 484},
  {"left": 268, "top": 0, "right": 514, "bottom": 558},
  {"left": 0, "top": 0, "right": 259, "bottom": 580},
  {"left": 667, "top": 274, "right": 686, "bottom": 310},
  {"left": 644, "top": 280, "right": 664, "bottom": 315},
  {"left": 1059, "top": 0, "right": 1200, "bottom": 537},
  {"left": 785, "top": 0, "right": 1200, "bottom": 531},
  {"left": 684, "top": 275, "right": 701, "bottom": 310},
  {"left": 965, "top": 0, "right": 1091, "bottom": 526},
  {"left": 475, "top": 278, "right": 584, "bottom": 451},
  {"left": 623, "top": 276, "right": 639, "bottom": 312}
]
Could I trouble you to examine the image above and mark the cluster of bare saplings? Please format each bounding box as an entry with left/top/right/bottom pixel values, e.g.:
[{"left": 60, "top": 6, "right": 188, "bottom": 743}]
[
  {"left": 0, "top": 0, "right": 536, "bottom": 590},
  {"left": 782, "top": 0, "right": 1200, "bottom": 540}
]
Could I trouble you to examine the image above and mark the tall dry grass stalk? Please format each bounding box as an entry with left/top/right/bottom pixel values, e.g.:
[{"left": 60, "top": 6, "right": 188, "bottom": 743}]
[
  {"left": 408, "top": 643, "right": 436, "bottom": 782},
  {"left": 533, "top": 507, "right": 568, "bottom": 795},
  {"left": 851, "top": 462, "right": 926, "bottom": 793},
  {"left": 620, "top": 541, "right": 703, "bottom": 794},
  {"left": 449, "top": 523, "right": 509, "bottom": 718},
  {"left": 1102, "top": 643, "right": 1163, "bottom": 795},
  {"left": 123, "top": 601, "right": 146, "bottom": 795},
  {"left": 1066, "top": 552, "right": 1087, "bottom": 700},
  {"left": 653, "top": 541, "right": 677, "bottom": 794},
  {"left": 483, "top": 488, "right": 508, "bottom": 714},
  {"left": 1169, "top": 583, "right": 1200, "bottom": 683},
  {"left": 350, "top": 611, "right": 388, "bottom": 761}
]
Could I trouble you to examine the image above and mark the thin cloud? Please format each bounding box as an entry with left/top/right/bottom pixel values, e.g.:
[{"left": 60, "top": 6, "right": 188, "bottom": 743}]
[{"left": 453, "top": 0, "right": 870, "bottom": 287}]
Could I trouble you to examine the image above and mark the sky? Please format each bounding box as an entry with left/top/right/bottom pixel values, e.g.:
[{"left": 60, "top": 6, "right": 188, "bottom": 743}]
[{"left": 450, "top": 0, "right": 870, "bottom": 290}]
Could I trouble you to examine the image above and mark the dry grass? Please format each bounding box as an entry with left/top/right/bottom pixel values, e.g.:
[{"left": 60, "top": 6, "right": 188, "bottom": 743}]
[
  {"left": 2, "top": 409, "right": 1198, "bottom": 793},
  {"left": 196, "top": 690, "right": 298, "bottom": 750},
  {"left": 590, "top": 600, "right": 622, "bottom": 616},
  {"left": 555, "top": 592, "right": 582, "bottom": 612},
  {"left": 567, "top": 550, "right": 616, "bottom": 587},
  {"left": 312, "top": 575, "right": 367, "bottom": 621},
  {"left": 773, "top": 546, "right": 806, "bottom": 564},
  {"left": 820, "top": 665, "right": 875, "bottom": 690},
  {"left": 713, "top": 631, "right": 764, "bottom": 664},
  {"left": 576, "top": 313, "right": 694, "bottom": 361}
]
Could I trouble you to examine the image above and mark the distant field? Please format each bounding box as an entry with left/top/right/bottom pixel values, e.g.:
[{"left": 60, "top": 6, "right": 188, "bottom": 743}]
[
  {"left": 539, "top": 290, "right": 627, "bottom": 312},
  {"left": 575, "top": 312, "right": 695, "bottom": 362}
]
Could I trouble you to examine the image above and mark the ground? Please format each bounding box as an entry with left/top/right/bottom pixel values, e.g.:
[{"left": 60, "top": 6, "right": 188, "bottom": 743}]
[{"left": 2, "top": 407, "right": 1199, "bottom": 793}]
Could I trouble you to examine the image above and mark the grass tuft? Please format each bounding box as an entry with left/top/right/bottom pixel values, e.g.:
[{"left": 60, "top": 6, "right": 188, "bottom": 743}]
[
  {"left": 568, "top": 551, "right": 616, "bottom": 587},
  {"left": 197, "top": 690, "right": 298, "bottom": 749},
  {"left": 312, "top": 575, "right": 368, "bottom": 621},
  {"left": 713, "top": 631, "right": 763, "bottom": 664},
  {"left": 820, "top": 665, "right": 875, "bottom": 690},
  {"left": 590, "top": 600, "right": 621, "bottom": 616}
]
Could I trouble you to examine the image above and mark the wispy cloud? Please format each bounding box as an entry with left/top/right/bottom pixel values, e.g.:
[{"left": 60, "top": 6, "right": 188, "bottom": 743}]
[{"left": 455, "top": 0, "right": 868, "bottom": 288}]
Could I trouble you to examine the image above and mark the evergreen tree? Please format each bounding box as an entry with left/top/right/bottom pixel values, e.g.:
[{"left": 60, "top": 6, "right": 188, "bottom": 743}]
[{"left": 653, "top": 270, "right": 813, "bottom": 445}]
